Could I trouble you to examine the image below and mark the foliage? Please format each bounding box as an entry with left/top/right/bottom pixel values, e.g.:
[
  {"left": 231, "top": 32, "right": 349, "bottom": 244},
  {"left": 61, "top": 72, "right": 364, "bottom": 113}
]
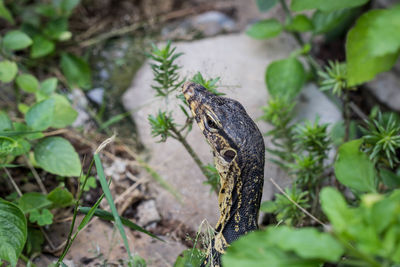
[
  {"left": 361, "top": 112, "right": 400, "bottom": 168},
  {"left": 229, "top": 1, "right": 400, "bottom": 266},
  {"left": 147, "top": 42, "right": 222, "bottom": 193}
]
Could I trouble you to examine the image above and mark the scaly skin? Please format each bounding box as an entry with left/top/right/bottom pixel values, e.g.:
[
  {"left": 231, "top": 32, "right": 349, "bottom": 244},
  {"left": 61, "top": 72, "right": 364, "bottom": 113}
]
[{"left": 182, "top": 82, "right": 265, "bottom": 266}]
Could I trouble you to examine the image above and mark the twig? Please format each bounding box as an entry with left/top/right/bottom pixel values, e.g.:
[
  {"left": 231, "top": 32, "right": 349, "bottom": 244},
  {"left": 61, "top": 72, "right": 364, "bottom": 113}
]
[
  {"left": 23, "top": 154, "right": 47, "bottom": 194},
  {"left": 3, "top": 167, "right": 22, "bottom": 197},
  {"left": 349, "top": 101, "right": 369, "bottom": 121},
  {"left": 269, "top": 178, "right": 327, "bottom": 228},
  {"left": 44, "top": 129, "right": 69, "bottom": 137},
  {"left": 40, "top": 227, "right": 56, "bottom": 251},
  {"left": 114, "top": 176, "right": 148, "bottom": 206}
]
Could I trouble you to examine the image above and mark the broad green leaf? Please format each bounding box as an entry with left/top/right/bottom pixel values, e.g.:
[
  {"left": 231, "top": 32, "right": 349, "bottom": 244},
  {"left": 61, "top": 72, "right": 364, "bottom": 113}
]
[
  {"left": 9, "top": 138, "right": 30, "bottom": 157},
  {"left": 44, "top": 17, "right": 68, "bottom": 40},
  {"left": 16, "top": 74, "right": 39, "bottom": 93},
  {"left": 223, "top": 230, "right": 321, "bottom": 267},
  {"left": 0, "top": 60, "right": 17, "bottom": 83},
  {"left": 30, "top": 35, "right": 55, "bottom": 58},
  {"left": 371, "top": 195, "right": 398, "bottom": 234},
  {"left": 2, "top": 30, "right": 32, "bottom": 51},
  {"left": 0, "top": 111, "right": 12, "bottom": 131},
  {"left": 50, "top": 94, "right": 77, "bottom": 128},
  {"left": 25, "top": 228, "right": 44, "bottom": 256},
  {"left": 17, "top": 192, "right": 52, "bottom": 213},
  {"left": 34, "top": 137, "right": 81, "bottom": 176},
  {"left": 29, "top": 209, "right": 53, "bottom": 226},
  {"left": 12, "top": 122, "right": 44, "bottom": 140},
  {"left": 40, "top": 77, "right": 58, "bottom": 95},
  {"left": 320, "top": 187, "right": 353, "bottom": 233},
  {"left": 47, "top": 187, "right": 73, "bottom": 208},
  {"left": 266, "top": 57, "right": 305, "bottom": 101},
  {"left": 60, "top": 52, "right": 92, "bottom": 90},
  {"left": 380, "top": 168, "right": 400, "bottom": 189},
  {"left": 17, "top": 103, "right": 29, "bottom": 114},
  {"left": 0, "top": 198, "right": 27, "bottom": 267},
  {"left": 25, "top": 98, "right": 55, "bottom": 130},
  {"left": 346, "top": 6, "right": 400, "bottom": 86},
  {"left": 0, "top": 0, "right": 14, "bottom": 24},
  {"left": 312, "top": 9, "right": 356, "bottom": 35},
  {"left": 266, "top": 226, "right": 344, "bottom": 261},
  {"left": 174, "top": 249, "right": 204, "bottom": 267},
  {"left": 291, "top": 0, "right": 368, "bottom": 12},
  {"left": 246, "top": 19, "right": 282, "bottom": 39},
  {"left": 334, "top": 139, "right": 377, "bottom": 192},
  {"left": 256, "top": 0, "right": 278, "bottom": 12},
  {"left": 260, "top": 200, "right": 277, "bottom": 213},
  {"left": 60, "top": 0, "right": 80, "bottom": 15},
  {"left": 285, "top": 15, "right": 313, "bottom": 32}
]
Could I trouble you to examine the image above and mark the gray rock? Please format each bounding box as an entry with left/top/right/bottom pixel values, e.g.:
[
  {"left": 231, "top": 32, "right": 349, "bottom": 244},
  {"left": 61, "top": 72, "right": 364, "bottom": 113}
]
[
  {"left": 122, "top": 32, "right": 342, "bottom": 265},
  {"left": 136, "top": 200, "right": 161, "bottom": 226},
  {"left": 123, "top": 33, "right": 336, "bottom": 230},
  {"left": 69, "top": 89, "right": 91, "bottom": 128},
  {"left": 366, "top": 71, "right": 400, "bottom": 112},
  {"left": 162, "top": 11, "right": 236, "bottom": 39},
  {"left": 87, "top": 87, "right": 105, "bottom": 105}
]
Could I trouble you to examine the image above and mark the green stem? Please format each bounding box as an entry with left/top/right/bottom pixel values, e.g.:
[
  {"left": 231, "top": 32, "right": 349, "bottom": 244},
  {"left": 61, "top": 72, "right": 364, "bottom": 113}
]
[
  {"left": 57, "top": 158, "right": 96, "bottom": 265},
  {"left": 170, "top": 124, "right": 219, "bottom": 194}
]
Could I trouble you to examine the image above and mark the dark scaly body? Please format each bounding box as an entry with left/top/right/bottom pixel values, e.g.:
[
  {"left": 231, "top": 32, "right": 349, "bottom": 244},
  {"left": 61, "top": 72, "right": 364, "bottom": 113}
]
[{"left": 182, "top": 82, "right": 265, "bottom": 267}]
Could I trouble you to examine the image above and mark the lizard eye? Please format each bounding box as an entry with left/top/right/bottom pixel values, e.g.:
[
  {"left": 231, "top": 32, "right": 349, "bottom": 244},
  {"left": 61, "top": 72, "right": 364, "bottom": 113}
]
[
  {"left": 222, "top": 149, "right": 236, "bottom": 162},
  {"left": 204, "top": 114, "right": 219, "bottom": 132}
]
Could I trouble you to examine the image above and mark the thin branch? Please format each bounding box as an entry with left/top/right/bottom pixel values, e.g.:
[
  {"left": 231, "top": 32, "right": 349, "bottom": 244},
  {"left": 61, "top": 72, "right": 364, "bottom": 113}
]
[
  {"left": 3, "top": 167, "right": 22, "bottom": 197},
  {"left": 269, "top": 178, "right": 327, "bottom": 228},
  {"left": 23, "top": 155, "right": 47, "bottom": 194}
]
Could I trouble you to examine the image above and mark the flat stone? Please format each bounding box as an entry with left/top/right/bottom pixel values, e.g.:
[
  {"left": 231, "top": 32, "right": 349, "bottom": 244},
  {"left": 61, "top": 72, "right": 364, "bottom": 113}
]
[
  {"left": 366, "top": 71, "right": 400, "bottom": 112},
  {"left": 122, "top": 32, "right": 342, "bottom": 232},
  {"left": 136, "top": 199, "right": 161, "bottom": 226},
  {"left": 122, "top": 32, "right": 343, "bottom": 264}
]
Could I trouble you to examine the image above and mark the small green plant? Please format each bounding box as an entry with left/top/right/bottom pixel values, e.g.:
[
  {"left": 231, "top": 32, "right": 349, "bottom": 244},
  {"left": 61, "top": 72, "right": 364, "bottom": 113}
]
[{"left": 147, "top": 42, "right": 222, "bottom": 193}]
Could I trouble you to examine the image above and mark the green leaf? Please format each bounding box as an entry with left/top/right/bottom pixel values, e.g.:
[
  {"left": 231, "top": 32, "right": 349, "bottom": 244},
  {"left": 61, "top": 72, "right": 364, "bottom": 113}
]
[
  {"left": 174, "top": 249, "right": 204, "bottom": 267},
  {"left": 50, "top": 94, "right": 77, "bottom": 128},
  {"left": 346, "top": 6, "right": 400, "bottom": 86},
  {"left": 223, "top": 229, "right": 322, "bottom": 267},
  {"left": 312, "top": 9, "right": 355, "bottom": 35},
  {"left": 60, "top": 52, "right": 92, "bottom": 90},
  {"left": 2, "top": 30, "right": 32, "bottom": 51},
  {"left": 44, "top": 17, "right": 68, "bottom": 40},
  {"left": 266, "top": 226, "right": 344, "bottom": 261},
  {"left": 34, "top": 137, "right": 81, "bottom": 176},
  {"left": 40, "top": 78, "right": 58, "bottom": 95},
  {"left": 260, "top": 200, "right": 277, "bottom": 213},
  {"left": 0, "top": 111, "right": 12, "bottom": 131},
  {"left": 380, "top": 168, "right": 400, "bottom": 189},
  {"left": 17, "top": 192, "right": 52, "bottom": 213},
  {"left": 30, "top": 35, "right": 55, "bottom": 59},
  {"left": 29, "top": 209, "right": 53, "bottom": 226},
  {"left": 285, "top": 15, "right": 313, "bottom": 32},
  {"left": 25, "top": 228, "right": 44, "bottom": 256},
  {"left": 291, "top": 0, "right": 368, "bottom": 12},
  {"left": 25, "top": 98, "right": 55, "bottom": 130},
  {"left": 16, "top": 74, "right": 39, "bottom": 93},
  {"left": 47, "top": 187, "right": 73, "bottom": 208},
  {"left": 266, "top": 57, "right": 305, "bottom": 101},
  {"left": 0, "top": 136, "right": 18, "bottom": 157},
  {"left": 0, "top": 60, "right": 17, "bottom": 83},
  {"left": 246, "top": 19, "right": 282, "bottom": 39},
  {"left": 256, "top": 0, "right": 278, "bottom": 12},
  {"left": 0, "top": 198, "right": 27, "bottom": 267},
  {"left": 334, "top": 139, "right": 377, "bottom": 192},
  {"left": 0, "top": 0, "right": 14, "bottom": 24},
  {"left": 320, "top": 187, "right": 353, "bottom": 233},
  {"left": 60, "top": 0, "right": 80, "bottom": 15}
]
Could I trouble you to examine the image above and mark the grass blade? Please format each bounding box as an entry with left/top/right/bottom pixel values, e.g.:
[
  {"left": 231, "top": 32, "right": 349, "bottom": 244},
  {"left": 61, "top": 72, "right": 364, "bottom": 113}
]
[
  {"left": 94, "top": 153, "right": 134, "bottom": 266},
  {"left": 78, "top": 207, "right": 164, "bottom": 242}
]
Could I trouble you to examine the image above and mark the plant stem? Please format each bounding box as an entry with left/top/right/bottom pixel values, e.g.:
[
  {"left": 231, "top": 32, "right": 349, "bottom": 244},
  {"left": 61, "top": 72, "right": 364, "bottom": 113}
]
[{"left": 169, "top": 124, "right": 219, "bottom": 194}]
